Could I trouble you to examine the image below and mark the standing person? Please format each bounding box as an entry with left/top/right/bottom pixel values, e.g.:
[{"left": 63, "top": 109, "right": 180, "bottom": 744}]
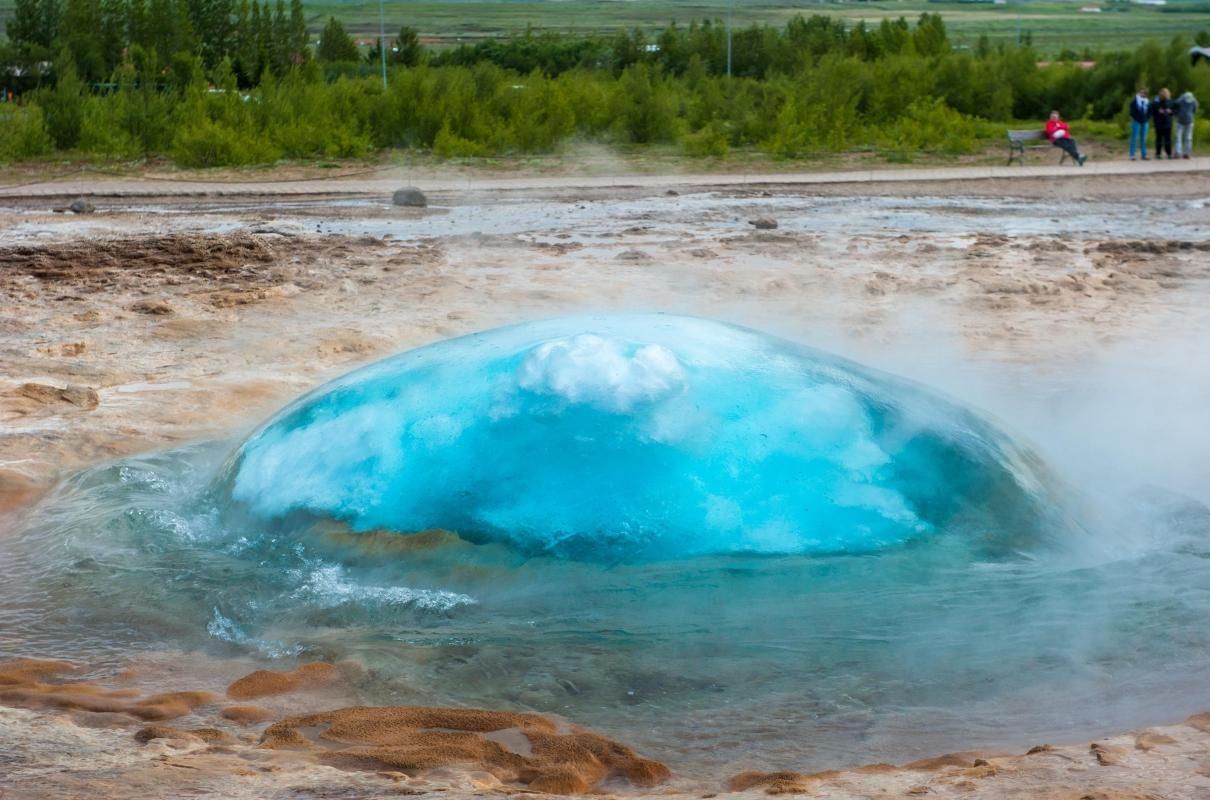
[
  {"left": 1175, "top": 90, "right": 1199, "bottom": 159},
  {"left": 1045, "top": 110, "right": 1087, "bottom": 166},
  {"left": 1129, "top": 87, "right": 1150, "bottom": 160},
  {"left": 1152, "top": 88, "right": 1176, "bottom": 159}
]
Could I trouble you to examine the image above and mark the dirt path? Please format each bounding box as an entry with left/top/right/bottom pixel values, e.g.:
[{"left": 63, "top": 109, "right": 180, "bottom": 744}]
[{"left": 1, "top": 157, "right": 1207, "bottom": 200}]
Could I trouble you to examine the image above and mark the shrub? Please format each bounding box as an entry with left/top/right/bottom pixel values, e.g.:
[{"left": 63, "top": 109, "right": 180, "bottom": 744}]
[
  {"left": 880, "top": 97, "right": 979, "bottom": 155},
  {"left": 433, "top": 121, "right": 489, "bottom": 157},
  {"left": 0, "top": 104, "right": 53, "bottom": 161},
  {"left": 172, "top": 119, "right": 280, "bottom": 167},
  {"left": 681, "top": 120, "right": 730, "bottom": 157}
]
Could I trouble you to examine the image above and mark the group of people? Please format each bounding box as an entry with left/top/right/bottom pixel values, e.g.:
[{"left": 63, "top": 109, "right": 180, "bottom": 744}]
[
  {"left": 1043, "top": 88, "right": 1199, "bottom": 165},
  {"left": 1128, "top": 87, "right": 1199, "bottom": 160}
]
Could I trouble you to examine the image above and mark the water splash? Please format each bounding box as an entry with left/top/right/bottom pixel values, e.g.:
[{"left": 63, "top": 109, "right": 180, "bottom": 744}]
[{"left": 225, "top": 314, "right": 1058, "bottom": 561}]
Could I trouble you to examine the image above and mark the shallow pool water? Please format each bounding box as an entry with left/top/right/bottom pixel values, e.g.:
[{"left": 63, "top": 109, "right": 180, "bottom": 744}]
[{"left": 4, "top": 315, "right": 1210, "bottom": 776}]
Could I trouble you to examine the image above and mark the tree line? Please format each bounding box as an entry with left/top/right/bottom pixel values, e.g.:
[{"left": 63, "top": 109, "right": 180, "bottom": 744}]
[
  {"left": 2, "top": 9, "right": 1208, "bottom": 166},
  {"left": 4, "top": 0, "right": 307, "bottom": 85}
]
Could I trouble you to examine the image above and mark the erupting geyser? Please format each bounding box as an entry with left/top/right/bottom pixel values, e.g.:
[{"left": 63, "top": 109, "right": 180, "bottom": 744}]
[{"left": 227, "top": 315, "right": 1054, "bottom": 560}]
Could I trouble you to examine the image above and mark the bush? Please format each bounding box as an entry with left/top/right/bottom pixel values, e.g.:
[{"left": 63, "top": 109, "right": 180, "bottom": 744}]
[
  {"left": 37, "top": 54, "right": 87, "bottom": 149},
  {"left": 0, "top": 104, "right": 53, "bottom": 161},
  {"left": 433, "top": 121, "right": 489, "bottom": 157},
  {"left": 880, "top": 97, "right": 979, "bottom": 155},
  {"left": 681, "top": 121, "right": 729, "bottom": 157},
  {"left": 172, "top": 119, "right": 280, "bottom": 167}
]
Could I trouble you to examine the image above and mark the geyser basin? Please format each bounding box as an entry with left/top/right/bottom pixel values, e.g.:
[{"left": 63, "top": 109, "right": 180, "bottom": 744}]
[
  {"left": 7, "top": 315, "right": 1210, "bottom": 779},
  {"left": 226, "top": 314, "right": 1055, "bottom": 560}
]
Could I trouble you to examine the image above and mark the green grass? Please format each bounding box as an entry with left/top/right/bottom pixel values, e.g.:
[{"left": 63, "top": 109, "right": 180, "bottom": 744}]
[
  {"left": 295, "top": 1, "right": 1206, "bottom": 56},
  {"left": 2, "top": 0, "right": 1206, "bottom": 57}
]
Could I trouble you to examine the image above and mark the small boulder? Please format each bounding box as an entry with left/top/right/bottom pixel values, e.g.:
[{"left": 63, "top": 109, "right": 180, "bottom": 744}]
[
  {"left": 130, "top": 299, "right": 174, "bottom": 315},
  {"left": 392, "top": 188, "right": 428, "bottom": 208},
  {"left": 68, "top": 197, "right": 95, "bottom": 214},
  {"left": 18, "top": 382, "right": 99, "bottom": 409},
  {"left": 748, "top": 217, "right": 778, "bottom": 230},
  {"left": 616, "top": 249, "right": 653, "bottom": 262}
]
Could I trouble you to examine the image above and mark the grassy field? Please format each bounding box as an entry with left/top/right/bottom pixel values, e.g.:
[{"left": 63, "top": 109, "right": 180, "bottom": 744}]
[
  {"left": 2, "top": 0, "right": 1208, "bottom": 56},
  {"left": 297, "top": 0, "right": 1204, "bottom": 56}
]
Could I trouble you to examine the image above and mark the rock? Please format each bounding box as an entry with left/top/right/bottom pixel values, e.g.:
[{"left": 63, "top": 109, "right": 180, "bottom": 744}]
[
  {"left": 728, "top": 771, "right": 822, "bottom": 794},
  {"left": 68, "top": 197, "right": 95, "bottom": 214},
  {"left": 1090, "top": 742, "right": 1128, "bottom": 766},
  {"left": 665, "top": 189, "right": 680, "bottom": 197},
  {"left": 130, "top": 299, "right": 174, "bottom": 315},
  {"left": 392, "top": 187, "right": 428, "bottom": 207},
  {"left": 749, "top": 217, "right": 778, "bottom": 230},
  {"left": 260, "top": 706, "right": 669, "bottom": 794},
  {"left": 616, "top": 249, "right": 653, "bottom": 262},
  {"left": 1185, "top": 712, "right": 1210, "bottom": 732},
  {"left": 18, "top": 382, "right": 99, "bottom": 409},
  {"left": 1134, "top": 732, "right": 1177, "bottom": 751},
  {"left": 135, "top": 725, "right": 236, "bottom": 744}
]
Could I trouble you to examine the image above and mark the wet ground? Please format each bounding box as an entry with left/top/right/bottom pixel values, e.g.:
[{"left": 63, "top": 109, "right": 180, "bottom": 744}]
[{"left": 2, "top": 170, "right": 1210, "bottom": 798}]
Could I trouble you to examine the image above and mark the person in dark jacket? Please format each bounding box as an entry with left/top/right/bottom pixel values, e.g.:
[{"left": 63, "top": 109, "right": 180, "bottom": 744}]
[
  {"left": 1045, "top": 111, "right": 1086, "bottom": 165},
  {"left": 1129, "top": 87, "right": 1150, "bottom": 160},
  {"left": 1151, "top": 88, "right": 1176, "bottom": 159}
]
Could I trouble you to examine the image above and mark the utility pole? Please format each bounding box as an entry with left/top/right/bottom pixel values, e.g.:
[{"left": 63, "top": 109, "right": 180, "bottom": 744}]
[
  {"left": 726, "top": 0, "right": 733, "bottom": 77},
  {"left": 379, "top": 0, "right": 388, "bottom": 88}
]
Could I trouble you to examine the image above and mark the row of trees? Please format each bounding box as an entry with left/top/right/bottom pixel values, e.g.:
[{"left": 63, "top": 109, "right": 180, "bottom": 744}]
[
  {"left": 4, "top": 0, "right": 307, "bottom": 85},
  {"left": 2, "top": 12, "right": 1207, "bottom": 166},
  {"left": 430, "top": 14, "right": 952, "bottom": 78}
]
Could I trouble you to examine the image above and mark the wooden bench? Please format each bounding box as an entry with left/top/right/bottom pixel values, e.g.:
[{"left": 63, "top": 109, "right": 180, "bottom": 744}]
[{"left": 1007, "top": 129, "right": 1071, "bottom": 165}]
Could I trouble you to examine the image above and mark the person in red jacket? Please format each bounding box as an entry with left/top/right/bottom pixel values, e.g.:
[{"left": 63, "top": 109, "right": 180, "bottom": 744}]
[{"left": 1045, "top": 111, "right": 1087, "bottom": 166}]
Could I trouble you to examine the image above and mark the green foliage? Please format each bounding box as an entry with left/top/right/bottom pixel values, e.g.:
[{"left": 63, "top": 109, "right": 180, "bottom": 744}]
[
  {"left": 7, "top": 0, "right": 58, "bottom": 48},
  {"left": 880, "top": 97, "right": 979, "bottom": 154},
  {"left": 36, "top": 51, "right": 86, "bottom": 148},
  {"left": 0, "top": 104, "right": 54, "bottom": 161},
  {"left": 6, "top": 9, "right": 1209, "bottom": 168},
  {"left": 433, "top": 121, "right": 489, "bottom": 157},
  {"left": 680, "top": 120, "right": 729, "bottom": 157},
  {"left": 172, "top": 117, "right": 273, "bottom": 166},
  {"left": 317, "top": 16, "right": 359, "bottom": 63},
  {"left": 393, "top": 26, "right": 423, "bottom": 67},
  {"left": 613, "top": 63, "right": 677, "bottom": 143}
]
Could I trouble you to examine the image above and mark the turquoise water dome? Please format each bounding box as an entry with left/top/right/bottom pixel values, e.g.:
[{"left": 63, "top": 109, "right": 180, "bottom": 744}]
[{"left": 226, "top": 315, "right": 1056, "bottom": 561}]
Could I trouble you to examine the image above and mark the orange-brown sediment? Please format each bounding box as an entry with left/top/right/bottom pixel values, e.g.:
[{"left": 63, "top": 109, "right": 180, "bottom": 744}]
[
  {"left": 221, "top": 704, "right": 274, "bottom": 724},
  {"left": 260, "top": 706, "right": 671, "bottom": 793},
  {"left": 134, "top": 724, "right": 238, "bottom": 745},
  {"left": 225, "top": 662, "right": 343, "bottom": 700},
  {"left": 0, "top": 658, "right": 217, "bottom": 721}
]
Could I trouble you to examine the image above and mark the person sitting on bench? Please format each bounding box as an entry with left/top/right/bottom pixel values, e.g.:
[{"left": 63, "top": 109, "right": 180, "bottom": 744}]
[{"left": 1045, "top": 111, "right": 1086, "bottom": 166}]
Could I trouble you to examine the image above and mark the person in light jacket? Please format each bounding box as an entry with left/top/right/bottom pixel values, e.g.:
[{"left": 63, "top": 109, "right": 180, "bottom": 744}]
[
  {"left": 1129, "top": 87, "right": 1150, "bottom": 160},
  {"left": 1175, "top": 90, "right": 1198, "bottom": 159}
]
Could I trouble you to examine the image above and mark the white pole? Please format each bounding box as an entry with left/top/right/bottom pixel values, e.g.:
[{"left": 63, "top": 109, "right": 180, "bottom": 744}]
[
  {"left": 379, "top": 0, "right": 388, "bottom": 88},
  {"left": 726, "top": 0, "right": 733, "bottom": 77}
]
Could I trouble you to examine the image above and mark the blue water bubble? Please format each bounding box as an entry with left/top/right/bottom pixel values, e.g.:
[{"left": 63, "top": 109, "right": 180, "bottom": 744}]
[{"left": 225, "top": 315, "right": 1057, "bottom": 561}]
